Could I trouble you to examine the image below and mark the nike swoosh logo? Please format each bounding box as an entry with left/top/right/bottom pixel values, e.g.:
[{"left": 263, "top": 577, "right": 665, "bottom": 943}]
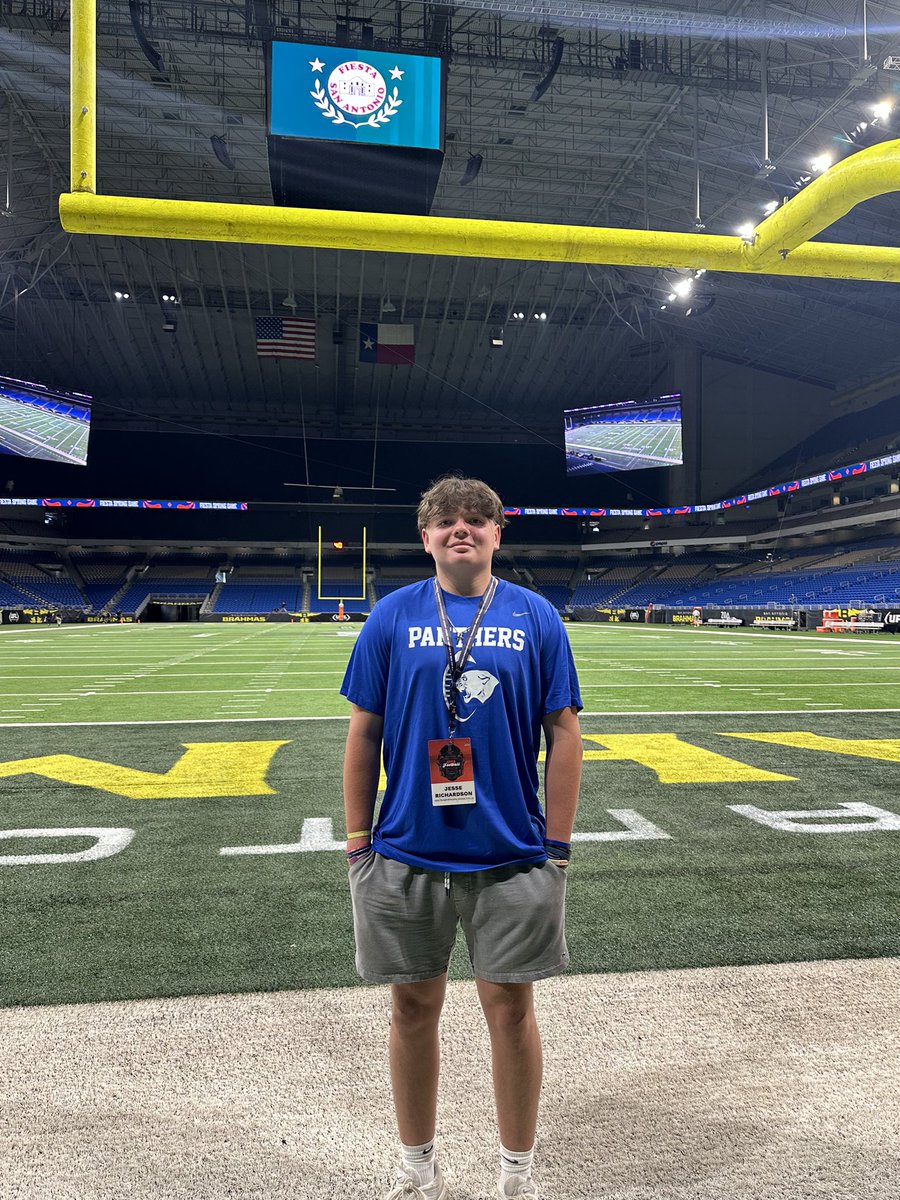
[{"left": 512, "top": 611, "right": 531, "bottom": 617}]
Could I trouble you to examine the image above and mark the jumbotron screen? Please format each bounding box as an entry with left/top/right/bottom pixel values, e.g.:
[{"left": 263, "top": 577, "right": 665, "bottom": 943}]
[
  {"left": 564, "top": 393, "right": 683, "bottom": 476},
  {"left": 269, "top": 41, "right": 444, "bottom": 151},
  {"left": 0, "top": 375, "right": 92, "bottom": 466}
]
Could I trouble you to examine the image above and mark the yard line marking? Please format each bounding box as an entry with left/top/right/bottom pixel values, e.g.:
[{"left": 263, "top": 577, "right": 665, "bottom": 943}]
[
  {"left": 5, "top": 680, "right": 900, "bottom": 699},
  {"left": 2, "top": 708, "right": 900, "bottom": 728}
]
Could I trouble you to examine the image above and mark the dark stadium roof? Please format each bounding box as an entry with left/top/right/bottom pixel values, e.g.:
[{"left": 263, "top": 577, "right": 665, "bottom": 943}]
[{"left": 1, "top": 0, "right": 900, "bottom": 458}]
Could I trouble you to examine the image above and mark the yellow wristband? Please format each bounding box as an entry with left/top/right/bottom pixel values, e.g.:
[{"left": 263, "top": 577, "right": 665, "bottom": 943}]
[{"left": 346, "top": 830, "right": 371, "bottom": 840}]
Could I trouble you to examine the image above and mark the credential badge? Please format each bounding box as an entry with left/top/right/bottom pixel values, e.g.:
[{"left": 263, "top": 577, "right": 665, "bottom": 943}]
[{"left": 310, "top": 59, "right": 404, "bottom": 130}]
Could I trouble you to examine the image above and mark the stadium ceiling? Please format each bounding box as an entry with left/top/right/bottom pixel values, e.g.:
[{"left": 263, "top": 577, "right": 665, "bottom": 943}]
[{"left": 2, "top": 0, "right": 900, "bottom": 446}]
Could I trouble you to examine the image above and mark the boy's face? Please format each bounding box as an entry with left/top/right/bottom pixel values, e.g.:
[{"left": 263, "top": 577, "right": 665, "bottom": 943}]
[{"left": 421, "top": 508, "right": 501, "bottom": 574}]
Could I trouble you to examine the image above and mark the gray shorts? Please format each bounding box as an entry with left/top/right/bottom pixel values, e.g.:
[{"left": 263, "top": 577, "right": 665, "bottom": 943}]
[{"left": 348, "top": 852, "right": 569, "bottom": 985}]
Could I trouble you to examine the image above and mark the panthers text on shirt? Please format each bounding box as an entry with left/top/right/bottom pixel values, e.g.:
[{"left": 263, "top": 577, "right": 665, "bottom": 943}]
[{"left": 407, "top": 624, "right": 527, "bottom": 652}]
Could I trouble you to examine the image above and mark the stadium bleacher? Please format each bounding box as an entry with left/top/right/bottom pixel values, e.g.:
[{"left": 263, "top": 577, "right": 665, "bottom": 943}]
[{"left": 4, "top": 533, "right": 900, "bottom": 619}]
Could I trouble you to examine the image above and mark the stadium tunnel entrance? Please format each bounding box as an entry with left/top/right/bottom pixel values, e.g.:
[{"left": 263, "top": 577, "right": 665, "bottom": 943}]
[{"left": 142, "top": 602, "right": 201, "bottom": 623}]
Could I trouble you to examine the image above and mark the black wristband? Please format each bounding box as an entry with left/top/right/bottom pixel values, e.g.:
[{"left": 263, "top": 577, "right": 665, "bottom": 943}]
[{"left": 544, "top": 838, "right": 571, "bottom": 860}]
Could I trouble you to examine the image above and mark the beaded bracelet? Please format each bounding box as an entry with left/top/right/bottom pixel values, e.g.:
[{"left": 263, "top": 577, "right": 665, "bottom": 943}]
[{"left": 544, "top": 838, "right": 572, "bottom": 860}]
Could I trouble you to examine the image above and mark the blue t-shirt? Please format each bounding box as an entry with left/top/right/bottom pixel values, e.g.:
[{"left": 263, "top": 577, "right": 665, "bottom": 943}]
[{"left": 340, "top": 577, "right": 582, "bottom": 871}]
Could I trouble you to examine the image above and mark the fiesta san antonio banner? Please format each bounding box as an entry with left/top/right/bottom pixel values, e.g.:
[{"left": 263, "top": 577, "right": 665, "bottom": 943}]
[{"left": 267, "top": 41, "right": 446, "bottom": 215}]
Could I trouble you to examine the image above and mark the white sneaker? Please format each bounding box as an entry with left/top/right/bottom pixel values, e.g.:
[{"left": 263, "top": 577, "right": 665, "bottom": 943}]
[
  {"left": 384, "top": 1162, "right": 451, "bottom": 1200},
  {"left": 497, "top": 1175, "right": 539, "bottom": 1199}
]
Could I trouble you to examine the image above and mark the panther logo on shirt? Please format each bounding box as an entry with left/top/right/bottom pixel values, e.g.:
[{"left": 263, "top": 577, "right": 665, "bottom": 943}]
[
  {"left": 443, "top": 658, "right": 500, "bottom": 722},
  {"left": 457, "top": 669, "right": 499, "bottom": 704}
]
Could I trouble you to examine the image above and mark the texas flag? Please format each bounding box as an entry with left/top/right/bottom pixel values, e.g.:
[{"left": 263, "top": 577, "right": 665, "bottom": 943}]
[{"left": 359, "top": 323, "right": 415, "bottom": 365}]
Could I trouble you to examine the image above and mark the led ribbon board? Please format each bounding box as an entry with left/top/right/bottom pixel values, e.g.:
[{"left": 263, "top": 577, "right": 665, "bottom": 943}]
[{"left": 270, "top": 42, "right": 443, "bottom": 151}]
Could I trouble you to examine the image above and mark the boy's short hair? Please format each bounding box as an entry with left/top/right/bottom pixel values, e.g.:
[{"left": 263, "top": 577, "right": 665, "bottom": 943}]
[{"left": 417, "top": 475, "right": 507, "bottom": 531}]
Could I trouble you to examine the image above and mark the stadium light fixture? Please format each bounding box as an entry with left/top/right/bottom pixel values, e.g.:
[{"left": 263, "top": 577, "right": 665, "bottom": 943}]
[
  {"left": 810, "top": 153, "right": 833, "bottom": 174},
  {"left": 872, "top": 101, "right": 894, "bottom": 122},
  {"left": 672, "top": 277, "right": 693, "bottom": 296},
  {"left": 113, "top": 290, "right": 130, "bottom": 300},
  {"left": 763, "top": 200, "right": 779, "bottom": 215},
  {"left": 736, "top": 222, "right": 756, "bottom": 242}
]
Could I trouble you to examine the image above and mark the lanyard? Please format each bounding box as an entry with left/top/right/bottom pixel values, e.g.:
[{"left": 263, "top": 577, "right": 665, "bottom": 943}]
[{"left": 433, "top": 575, "right": 498, "bottom": 737}]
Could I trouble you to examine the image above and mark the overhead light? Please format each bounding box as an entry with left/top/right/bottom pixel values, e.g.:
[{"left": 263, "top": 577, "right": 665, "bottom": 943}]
[
  {"left": 490, "top": 327, "right": 504, "bottom": 347},
  {"left": 511, "top": 311, "right": 525, "bottom": 320},
  {"left": 281, "top": 293, "right": 297, "bottom": 309},
  {"left": 809, "top": 153, "right": 832, "bottom": 174},
  {"left": 381, "top": 296, "right": 396, "bottom": 314},
  {"left": 762, "top": 200, "right": 779, "bottom": 215},
  {"left": 672, "top": 278, "right": 693, "bottom": 297},
  {"left": 533, "top": 311, "right": 547, "bottom": 320},
  {"left": 113, "top": 290, "right": 130, "bottom": 300},
  {"left": 530, "top": 37, "right": 565, "bottom": 103},
  {"left": 459, "top": 153, "right": 483, "bottom": 186},
  {"left": 736, "top": 222, "right": 756, "bottom": 241},
  {"left": 667, "top": 292, "right": 677, "bottom": 302},
  {"left": 161, "top": 292, "right": 178, "bottom": 303},
  {"left": 872, "top": 101, "right": 893, "bottom": 122},
  {"left": 659, "top": 303, "right": 668, "bottom": 310}
]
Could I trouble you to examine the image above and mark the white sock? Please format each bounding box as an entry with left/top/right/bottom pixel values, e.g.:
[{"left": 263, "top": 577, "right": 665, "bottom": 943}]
[
  {"left": 500, "top": 1143, "right": 534, "bottom": 1182},
  {"left": 401, "top": 1138, "right": 436, "bottom": 1186}
]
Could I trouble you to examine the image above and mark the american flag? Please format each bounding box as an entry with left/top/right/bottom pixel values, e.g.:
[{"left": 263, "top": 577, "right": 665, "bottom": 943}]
[{"left": 255, "top": 316, "right": 316, "bottom": 360}]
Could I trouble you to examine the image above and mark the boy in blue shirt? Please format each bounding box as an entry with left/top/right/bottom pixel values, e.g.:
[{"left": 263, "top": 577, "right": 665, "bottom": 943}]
[{"left": 342, "top": 475, "right": 583, "bottom": 1200}]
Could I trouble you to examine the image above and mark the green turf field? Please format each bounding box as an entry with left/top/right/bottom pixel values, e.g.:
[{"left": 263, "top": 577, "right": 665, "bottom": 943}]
[
  {"left": 565, "top": 418, "right": 682, "bottom": 469},
  {"left": 2, "top": 621, "right": 899, "bottom": 1007}
]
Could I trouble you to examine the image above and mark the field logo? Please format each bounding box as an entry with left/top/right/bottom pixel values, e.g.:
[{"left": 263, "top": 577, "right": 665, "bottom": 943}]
[
  {"left": 0, "top": 741, "right": 289, "bottom": 799},
  {"left": 310, "top": 57, "right": 403, "bottom": 130}
]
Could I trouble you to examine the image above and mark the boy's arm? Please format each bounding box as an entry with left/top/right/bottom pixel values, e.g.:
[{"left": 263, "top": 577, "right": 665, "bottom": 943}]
[
  {"left": 343, "top": 703, "right": 384, "bottom": 854},
  {"left": 541, "top": 705, "right": 583, "bottom": 865}
]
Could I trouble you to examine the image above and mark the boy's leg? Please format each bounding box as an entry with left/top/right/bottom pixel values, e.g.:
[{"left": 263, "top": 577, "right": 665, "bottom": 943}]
[
  {"left": 475, "top": 979, "right": 542, "bottom": 1151},
  {"left": 390, "top": 973, "right": 448, "bottom": 1145}
]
